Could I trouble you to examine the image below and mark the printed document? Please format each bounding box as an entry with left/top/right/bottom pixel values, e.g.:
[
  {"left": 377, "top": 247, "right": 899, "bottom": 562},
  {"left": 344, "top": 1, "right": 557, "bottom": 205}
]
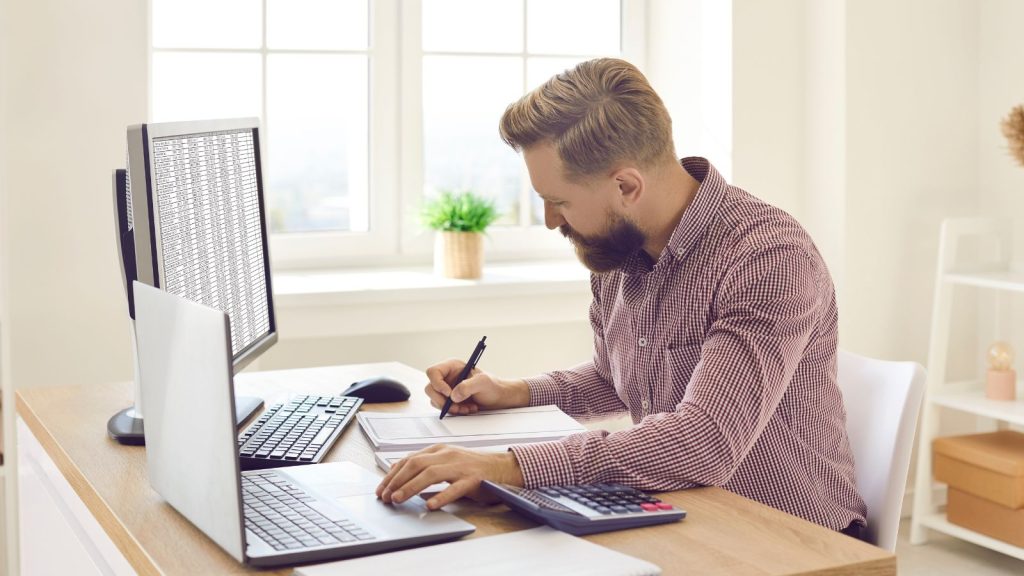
[{"left": 356, "top": 405, "right": 586, "bottom": 451}]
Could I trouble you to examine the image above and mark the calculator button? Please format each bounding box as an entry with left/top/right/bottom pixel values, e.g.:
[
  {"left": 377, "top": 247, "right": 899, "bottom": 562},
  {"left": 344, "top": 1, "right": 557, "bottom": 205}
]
[
  {"left": 626, "top": 504, "right": 643, "bottom": 512},
  {"left": 656, "top": 503, "right": 674, "bottom": 510},
  {"left": 610, "top": 505, "right": 628, "bottom": 513},
  {"left": 595, "top": 506, "right": 612, "bottom": 514},
  {"left": 640, "top": 503, "right": 659, "bottom": 512}
]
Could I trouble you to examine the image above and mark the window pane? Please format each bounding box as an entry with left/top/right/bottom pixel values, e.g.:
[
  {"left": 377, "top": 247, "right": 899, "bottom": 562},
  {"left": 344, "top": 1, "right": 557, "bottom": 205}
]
[
  {"left": 266, "top": 55, "right": 369, "bottom": 233},
  {"left": 527, "top": 0, "right": 620, "bottom": 55},
  {"left": 422, "top": 56, "right": 523, "bottom": 226},
  {"left": 422, "top": 0, "right": 523, "bottom": 53},
  {"left": 267, "top": 0, "right": 368, "bottom": 50},
  {"left": 152, "top": 53, "right": 262, "bottom": 122},
  {"left": 152, "top": 0, "right": 262, "bottom": 49}
]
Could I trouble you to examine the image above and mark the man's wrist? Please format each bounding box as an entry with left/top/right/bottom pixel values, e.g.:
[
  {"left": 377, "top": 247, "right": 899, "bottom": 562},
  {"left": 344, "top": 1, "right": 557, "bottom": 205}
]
[
  {"left": 499, "top": 378, "right": 531, "bottom": 408},
  {"left": 498, "top": 451, "right": 526, "bottom": 487}
]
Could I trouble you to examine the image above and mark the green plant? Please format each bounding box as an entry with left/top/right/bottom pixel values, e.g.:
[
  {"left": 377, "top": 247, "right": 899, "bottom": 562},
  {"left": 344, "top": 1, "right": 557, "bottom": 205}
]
[{"left": 420, "top": 190, "right": 500, "bottom": 233}]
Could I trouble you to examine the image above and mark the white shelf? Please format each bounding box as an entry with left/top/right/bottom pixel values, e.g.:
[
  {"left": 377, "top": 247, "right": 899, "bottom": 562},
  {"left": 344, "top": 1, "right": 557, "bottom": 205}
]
[
  {"left": 930, "top": 381, "right": 1024, "bottom": 425},
  {"left": 943, "top": 270, "right": 1024, "bottom": 292},
  {"left": 919, "top": 513, "right": 1024, "bottom": 561}
]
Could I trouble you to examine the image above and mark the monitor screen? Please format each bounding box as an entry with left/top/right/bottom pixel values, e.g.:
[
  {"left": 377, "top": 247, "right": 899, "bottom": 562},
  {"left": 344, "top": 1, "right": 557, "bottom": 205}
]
[{"left": 127, "top": 118, "right": 276, "bottom": 371}]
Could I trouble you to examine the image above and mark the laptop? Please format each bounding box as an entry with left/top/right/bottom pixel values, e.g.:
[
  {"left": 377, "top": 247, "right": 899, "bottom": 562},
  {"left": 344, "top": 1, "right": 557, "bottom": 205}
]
[{"left": 133, "top": 282, "right": 475, "bottom": 568}]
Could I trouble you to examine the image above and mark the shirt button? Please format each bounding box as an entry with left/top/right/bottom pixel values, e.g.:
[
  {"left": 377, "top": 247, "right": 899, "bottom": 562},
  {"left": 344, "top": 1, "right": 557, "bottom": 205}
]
[
  {"left": 638, "top": 337, "right": 648, "bottom": 347},
  {"left": 641, "top": 400, "right": 650, "bottom": 410}
]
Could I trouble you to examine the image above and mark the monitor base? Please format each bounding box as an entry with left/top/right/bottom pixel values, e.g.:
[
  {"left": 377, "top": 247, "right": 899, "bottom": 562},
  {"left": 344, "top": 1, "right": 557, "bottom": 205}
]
[{"left": 107, "top": 395, "right": 265, "bottom": 445}]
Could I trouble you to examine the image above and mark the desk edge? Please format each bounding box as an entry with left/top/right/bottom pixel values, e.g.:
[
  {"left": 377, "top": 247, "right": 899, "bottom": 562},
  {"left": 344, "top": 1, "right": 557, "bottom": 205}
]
[{"left": 16, "top": 391, "right": 162, "bottom": 576}]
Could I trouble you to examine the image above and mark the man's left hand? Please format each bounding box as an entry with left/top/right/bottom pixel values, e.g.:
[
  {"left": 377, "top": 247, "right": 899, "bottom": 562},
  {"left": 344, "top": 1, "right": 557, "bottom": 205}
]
[{"left": 375, "top": 445, "right": 525, "bottom": 510}]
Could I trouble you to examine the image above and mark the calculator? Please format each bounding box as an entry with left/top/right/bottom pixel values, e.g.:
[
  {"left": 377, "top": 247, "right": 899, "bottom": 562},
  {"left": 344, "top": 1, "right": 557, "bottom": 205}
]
[{"left": 481, "top": 481, "right": 686, "bottom": 536}]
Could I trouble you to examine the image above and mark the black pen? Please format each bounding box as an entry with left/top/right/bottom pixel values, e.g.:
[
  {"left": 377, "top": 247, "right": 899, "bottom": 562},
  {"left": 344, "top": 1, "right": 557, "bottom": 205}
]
[{"left": 439, "top": 336, "right": 487, "bottom": 420}]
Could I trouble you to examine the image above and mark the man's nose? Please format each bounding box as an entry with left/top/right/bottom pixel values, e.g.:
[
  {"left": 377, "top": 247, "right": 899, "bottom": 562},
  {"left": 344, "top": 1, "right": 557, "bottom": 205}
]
[{"left": 544, "top": 204, "right": 565, "bottom": 230}]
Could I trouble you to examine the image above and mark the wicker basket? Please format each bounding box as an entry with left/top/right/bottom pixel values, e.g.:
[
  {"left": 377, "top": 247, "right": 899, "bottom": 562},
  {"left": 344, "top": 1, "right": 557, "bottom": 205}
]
[{"left": 434, "top": 231, "right": 484, "bottom": 279}]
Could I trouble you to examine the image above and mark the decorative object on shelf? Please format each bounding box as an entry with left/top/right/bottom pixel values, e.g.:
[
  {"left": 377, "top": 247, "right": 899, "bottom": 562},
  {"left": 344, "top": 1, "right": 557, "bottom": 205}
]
[
  {"left": 986, "top": 341, "right": 1017, "bottom": 401},
  {"left": 421, "top": 190, "right": 500, "bottom": 279},
  {"left": 1001, "top": 104, "right": 1024, "bottom": 167}
]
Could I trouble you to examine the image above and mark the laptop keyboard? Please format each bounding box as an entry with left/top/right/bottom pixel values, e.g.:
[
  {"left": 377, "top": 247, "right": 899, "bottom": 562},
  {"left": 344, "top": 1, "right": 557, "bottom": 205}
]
[
  {"left": 242, "top": 472, "right": 376, "bottom": 551},
  {"left": 237, "top": 395, "right": 363, "bottom": 470}
]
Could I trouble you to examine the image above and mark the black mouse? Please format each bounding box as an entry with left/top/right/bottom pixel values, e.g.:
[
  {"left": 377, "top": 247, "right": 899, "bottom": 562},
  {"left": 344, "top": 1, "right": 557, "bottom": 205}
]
[{"left": 343, "top": 376, "right": 411, "bottom": 403}]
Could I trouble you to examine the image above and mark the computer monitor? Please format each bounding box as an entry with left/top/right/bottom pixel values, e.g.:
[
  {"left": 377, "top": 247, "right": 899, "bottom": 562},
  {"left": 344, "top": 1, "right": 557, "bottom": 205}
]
[
  {"left": 108, "top": 117, "right": 274, "bottom": 444},
  {"left": 127, "top": 117, "right": 277, "bottom": 371}
]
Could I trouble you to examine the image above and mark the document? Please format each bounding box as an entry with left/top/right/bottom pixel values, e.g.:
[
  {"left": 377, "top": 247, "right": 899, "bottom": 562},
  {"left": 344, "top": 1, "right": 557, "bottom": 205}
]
[
  {"left": 295, "top": 526, "right": 662, "bottom": 576},
  {"left": 356, "top": 405, "right": 586, "bottom": 452}
]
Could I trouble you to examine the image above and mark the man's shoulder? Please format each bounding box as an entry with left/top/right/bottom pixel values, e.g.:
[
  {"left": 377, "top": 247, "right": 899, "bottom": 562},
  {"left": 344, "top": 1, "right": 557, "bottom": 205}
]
[{"left": 711, "top": 186, "right": 817, "bottom": 257}]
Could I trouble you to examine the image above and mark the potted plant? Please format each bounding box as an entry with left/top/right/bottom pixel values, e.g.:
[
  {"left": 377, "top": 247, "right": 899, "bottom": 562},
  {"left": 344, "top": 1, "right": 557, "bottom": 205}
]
[{"left": 420, "top": 190, "right": 499, "bottom": 279}]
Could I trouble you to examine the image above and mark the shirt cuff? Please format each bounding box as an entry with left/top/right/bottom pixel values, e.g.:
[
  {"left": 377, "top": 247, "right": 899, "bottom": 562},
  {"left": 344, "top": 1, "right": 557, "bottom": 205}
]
[
  {"left": 523, "top": 374, "right": 563, "bottom": 407},
  {"left": 509, "top": 441, "right": 576, "bottom": 488}
]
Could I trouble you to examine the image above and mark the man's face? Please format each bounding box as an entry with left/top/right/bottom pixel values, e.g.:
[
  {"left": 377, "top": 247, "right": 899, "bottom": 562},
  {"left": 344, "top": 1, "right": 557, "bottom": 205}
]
[{"left": 523, "top": 144, "right": 646, "bottom": 273}]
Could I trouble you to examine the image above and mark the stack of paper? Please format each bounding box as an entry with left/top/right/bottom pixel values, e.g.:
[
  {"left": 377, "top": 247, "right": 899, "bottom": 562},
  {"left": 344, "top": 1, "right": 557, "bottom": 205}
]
[
  {"left": 295, "top": 526, "right": 662, "bottom": 576},
  {"left": 356, "top": 405, "right": 586, "bottom": 452}
]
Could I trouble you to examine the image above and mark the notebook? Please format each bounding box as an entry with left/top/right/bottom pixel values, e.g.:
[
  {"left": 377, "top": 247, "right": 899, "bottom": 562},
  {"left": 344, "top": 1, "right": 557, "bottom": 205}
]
[
  {"left": 357, "top": 405, "right": 586, "bottom": 452},
  {"left": 295, "top": 526, "right": 662, "bottom": 576}
]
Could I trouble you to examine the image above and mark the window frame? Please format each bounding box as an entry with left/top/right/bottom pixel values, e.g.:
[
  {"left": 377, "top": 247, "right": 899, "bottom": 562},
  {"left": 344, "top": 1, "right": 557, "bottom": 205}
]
[{"left": 149, "top": 0, "right": 647, "bottom": 270}]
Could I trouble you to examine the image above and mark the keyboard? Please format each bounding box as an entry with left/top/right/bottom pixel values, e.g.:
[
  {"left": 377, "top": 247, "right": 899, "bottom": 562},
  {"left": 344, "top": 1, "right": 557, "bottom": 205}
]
[
  {"left": 242, "top": 471, "right": 375, "bottom": 551},
  {"left": 481, "top": 481, "right": 686, "bottom": 536},
  {"left": 237, "top": 394, "right": 363, "bottom": 470}
]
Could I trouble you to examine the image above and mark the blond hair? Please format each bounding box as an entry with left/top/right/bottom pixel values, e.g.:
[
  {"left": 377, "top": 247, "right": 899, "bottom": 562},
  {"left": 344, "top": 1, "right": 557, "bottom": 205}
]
[{"left": 499, "top": 58, "right": 675, "bottom": 179}]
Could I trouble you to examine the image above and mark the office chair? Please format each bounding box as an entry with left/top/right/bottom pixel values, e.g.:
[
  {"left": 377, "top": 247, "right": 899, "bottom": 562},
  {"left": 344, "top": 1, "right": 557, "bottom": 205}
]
[{"left": 837, "top": 349, "right": 926, "bottom": 551}]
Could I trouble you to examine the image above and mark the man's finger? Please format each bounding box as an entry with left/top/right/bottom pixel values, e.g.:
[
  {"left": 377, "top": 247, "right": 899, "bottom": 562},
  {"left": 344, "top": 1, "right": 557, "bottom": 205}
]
[
  {"left": 376, "top": 457, "right": 409, "bottom": 498},
  {"left": 380, "top": 452, "right": 445, "bottom": 502},
  {"left": 425, "top": 478, "right": 477, "bottom": 510},
  {"left": 424, "top": 384, "right": 447, "bottom": 408},
  {"left": 390, "top": 465, "right": 450, "bottom": 504},
  {"left": 448, "top": 373, "right": 485, "bottom": 403}
]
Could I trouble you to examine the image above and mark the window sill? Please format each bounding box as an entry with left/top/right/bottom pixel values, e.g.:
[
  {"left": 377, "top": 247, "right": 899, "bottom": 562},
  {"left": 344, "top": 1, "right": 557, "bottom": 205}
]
[{"left": 272, "top": 260, "right": 592, "bottom": 338}]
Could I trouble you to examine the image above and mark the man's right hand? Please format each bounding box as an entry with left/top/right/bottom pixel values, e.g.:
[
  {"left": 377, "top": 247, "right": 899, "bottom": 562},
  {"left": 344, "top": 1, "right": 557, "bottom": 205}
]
[{"left": 424, "top": 359, "right": 530, "bottom": 416}]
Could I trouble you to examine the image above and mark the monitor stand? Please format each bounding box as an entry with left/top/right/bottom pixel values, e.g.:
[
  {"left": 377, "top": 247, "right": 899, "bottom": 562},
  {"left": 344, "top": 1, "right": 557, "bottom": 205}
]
[{"left": 107, "top": 396, "right": 264, "bottom": 445}]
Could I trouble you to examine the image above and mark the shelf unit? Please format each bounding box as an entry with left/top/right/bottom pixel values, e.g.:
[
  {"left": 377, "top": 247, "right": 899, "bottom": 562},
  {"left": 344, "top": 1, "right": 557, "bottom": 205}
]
[{"left": 909, "top": 218, "right": 1024, "bottom": 561}]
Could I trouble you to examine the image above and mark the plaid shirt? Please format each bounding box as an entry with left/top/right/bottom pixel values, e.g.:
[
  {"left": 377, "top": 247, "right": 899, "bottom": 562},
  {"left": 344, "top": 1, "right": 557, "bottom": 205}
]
[{"left": 509, "top": 158, "right": 866, "bottom": 531}]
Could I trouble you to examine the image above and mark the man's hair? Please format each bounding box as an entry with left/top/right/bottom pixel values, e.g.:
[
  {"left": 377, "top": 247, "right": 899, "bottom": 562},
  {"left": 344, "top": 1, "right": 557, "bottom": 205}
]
[{"left": 499, "top": 58, "right": 675, "bottom": 179}]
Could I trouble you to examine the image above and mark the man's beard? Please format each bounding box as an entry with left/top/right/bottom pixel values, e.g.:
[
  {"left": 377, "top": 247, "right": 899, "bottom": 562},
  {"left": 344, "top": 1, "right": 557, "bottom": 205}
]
[{"left": 559, "top": 214, "right": 646, "bottom": 273}]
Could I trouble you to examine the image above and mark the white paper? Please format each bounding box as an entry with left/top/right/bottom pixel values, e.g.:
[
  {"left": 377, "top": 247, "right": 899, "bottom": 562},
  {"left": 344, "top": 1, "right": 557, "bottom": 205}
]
[
  {"left": 357, "top": 405, "right": 586, "bottom": 451},
  {"left": 295, "top": 526, "right": 661, "bottom": 576}
]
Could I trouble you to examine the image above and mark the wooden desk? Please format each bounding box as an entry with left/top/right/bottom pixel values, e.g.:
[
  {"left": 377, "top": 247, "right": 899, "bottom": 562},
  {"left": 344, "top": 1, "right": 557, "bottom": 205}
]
[{"left": 17, "top": 362, "right": 895, "bottom": 575}]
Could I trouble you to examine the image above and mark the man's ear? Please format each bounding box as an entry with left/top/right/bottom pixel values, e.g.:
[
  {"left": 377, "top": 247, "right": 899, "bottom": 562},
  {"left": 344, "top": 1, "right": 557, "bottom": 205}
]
[{"left": 613, "top": 167, "right": 644, "bottom": 207}]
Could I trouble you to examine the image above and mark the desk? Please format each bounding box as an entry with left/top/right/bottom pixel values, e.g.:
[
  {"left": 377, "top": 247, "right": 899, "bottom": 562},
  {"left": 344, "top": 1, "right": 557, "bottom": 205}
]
[{"left": 17, "top": 362, "right": 895, "bottom": 575}]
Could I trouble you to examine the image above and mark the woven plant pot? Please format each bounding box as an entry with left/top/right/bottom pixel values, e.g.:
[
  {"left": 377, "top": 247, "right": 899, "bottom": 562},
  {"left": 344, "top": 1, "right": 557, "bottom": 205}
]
[{"left": 434, "top": 231, "right": 484, "bottom": 279}]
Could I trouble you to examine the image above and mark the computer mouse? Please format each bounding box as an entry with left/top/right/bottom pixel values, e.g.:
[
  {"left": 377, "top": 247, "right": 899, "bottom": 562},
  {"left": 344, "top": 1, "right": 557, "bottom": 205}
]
[{"left": 343, "top": 376, "right": 411, "bottom": 403}]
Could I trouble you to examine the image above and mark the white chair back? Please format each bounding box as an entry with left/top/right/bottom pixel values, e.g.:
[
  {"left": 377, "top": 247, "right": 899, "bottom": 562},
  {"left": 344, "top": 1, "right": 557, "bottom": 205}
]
[{"left": 837, "top": 349, "right": 926, "bottom": 551}]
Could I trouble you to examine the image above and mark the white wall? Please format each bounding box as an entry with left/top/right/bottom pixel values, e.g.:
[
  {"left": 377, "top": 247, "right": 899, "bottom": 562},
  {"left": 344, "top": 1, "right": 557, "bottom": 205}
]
[
  {"left": 843, "top": 0, "right": 981, "bottom": 365},
  {"left": 2, "top": 0, "right": 147, "bottom": 389},
  {"left": 732, "top": 0, "right": 983, "bottom": 369},
  {"left": 732, "top": 0, "right": 806, "bottom": 219},
  {"left": 978, "top": 0, "right": 1024, "bottom": 363}
]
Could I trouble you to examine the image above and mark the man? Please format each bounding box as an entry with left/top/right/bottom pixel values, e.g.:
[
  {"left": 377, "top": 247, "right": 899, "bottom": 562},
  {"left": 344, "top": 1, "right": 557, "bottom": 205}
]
[{"left": 377, "top": 58, "right": 866, "bottom": 536}]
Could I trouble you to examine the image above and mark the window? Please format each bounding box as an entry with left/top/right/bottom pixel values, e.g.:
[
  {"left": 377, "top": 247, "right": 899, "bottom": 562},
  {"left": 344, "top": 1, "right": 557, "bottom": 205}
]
[{"left": 151, "top": 0, "right": 644, "bottom": 268}]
